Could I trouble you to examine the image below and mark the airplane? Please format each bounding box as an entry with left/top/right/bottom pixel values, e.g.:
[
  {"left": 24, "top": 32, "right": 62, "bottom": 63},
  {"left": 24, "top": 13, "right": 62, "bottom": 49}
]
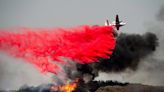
[{"left": 105, "top": 14, "right": 126, "bottom": 30}]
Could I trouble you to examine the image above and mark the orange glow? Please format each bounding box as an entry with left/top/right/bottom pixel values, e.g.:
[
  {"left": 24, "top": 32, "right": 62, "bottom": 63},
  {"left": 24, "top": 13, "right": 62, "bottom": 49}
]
[
  {"left": 59, "top": 82, "right": 77, "bottom": 92},
  {"left": 51, "top": 79, "right": 78, "bottom": 92}
]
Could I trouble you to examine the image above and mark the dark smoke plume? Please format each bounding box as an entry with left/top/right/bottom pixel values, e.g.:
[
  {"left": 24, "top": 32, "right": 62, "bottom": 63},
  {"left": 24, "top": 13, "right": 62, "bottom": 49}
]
[
  {"left": 98, "top": 32, "right": 158, "bottom": 71},
  {"left": 77, "top": 32, "right": 158, "bottom": 79}
]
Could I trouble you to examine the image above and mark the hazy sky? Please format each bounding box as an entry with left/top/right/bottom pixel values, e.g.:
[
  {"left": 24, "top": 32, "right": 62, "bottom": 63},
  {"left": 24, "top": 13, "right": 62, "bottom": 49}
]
[
  {"left": 0, "top": 0, "right": 164, "bottom": 90},
  {"left": 0, "top": 0, "right": 163, "bottom": 33}
]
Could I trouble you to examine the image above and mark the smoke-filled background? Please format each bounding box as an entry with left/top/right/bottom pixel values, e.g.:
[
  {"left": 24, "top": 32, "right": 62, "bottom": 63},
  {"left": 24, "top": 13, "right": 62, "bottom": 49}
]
[{"left": 0, "top": 0, "right": 164, "bottom": 90}]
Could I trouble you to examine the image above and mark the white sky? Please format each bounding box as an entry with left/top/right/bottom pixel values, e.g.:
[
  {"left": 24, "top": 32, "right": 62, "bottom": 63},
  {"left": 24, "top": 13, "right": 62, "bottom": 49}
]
[
  {"left": 0, "top": 0, "right": 164, "bottom": 90},
  {"left": 0, "top": 0, "right": 163, "bottom": 33}
]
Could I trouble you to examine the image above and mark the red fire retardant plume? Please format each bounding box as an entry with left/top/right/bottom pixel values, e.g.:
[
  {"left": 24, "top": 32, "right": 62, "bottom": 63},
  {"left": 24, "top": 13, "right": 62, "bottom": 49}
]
[{"left": 0, "top": 25, "right": 116, "bottom": 74}]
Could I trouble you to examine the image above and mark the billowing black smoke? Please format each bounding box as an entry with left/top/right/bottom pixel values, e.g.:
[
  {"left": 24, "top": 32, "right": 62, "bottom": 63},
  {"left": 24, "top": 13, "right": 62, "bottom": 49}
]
[
  {"left": 0, "top": 31, "right": 160, "bottom": 92},
  {"left": 77, "top": 32, "right": 158, "bottom": 79},
  {"left": 98, "top": 32, "right": 158, "bottom": 71}
]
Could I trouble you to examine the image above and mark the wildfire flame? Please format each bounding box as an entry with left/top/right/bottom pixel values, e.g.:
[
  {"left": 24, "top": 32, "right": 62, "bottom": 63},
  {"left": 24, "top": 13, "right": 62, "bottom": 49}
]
[
  {"left": 59, "top": 82, "right": 77, "bottom": 92},
  {"left": 51, "top": 79, "right": 78, "bottom": 92}
]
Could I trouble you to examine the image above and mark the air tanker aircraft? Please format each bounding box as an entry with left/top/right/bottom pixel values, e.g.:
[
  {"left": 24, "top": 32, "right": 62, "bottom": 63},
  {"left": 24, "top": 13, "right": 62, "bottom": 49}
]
[{"left": 105, "top": 14, "right": 126, "bottom": 30}]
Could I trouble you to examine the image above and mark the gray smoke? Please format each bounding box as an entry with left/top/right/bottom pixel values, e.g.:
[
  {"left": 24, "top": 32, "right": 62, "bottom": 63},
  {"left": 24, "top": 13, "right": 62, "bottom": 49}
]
[
  {"left": 96, "top": 5, "right": 164, "bottom": 86},
  {"left": 0, "top": 2, "right": 164, "bottom": 91},
  {"left": 77, "top": 32, "right": 158, "bottom": 82},
  {"left": 97, "top": 32, "right": 158, "bottom": 72},
  {"left": 157, "top": 5, "right": 164, "bottom": 21},
  {"left": 0, "top": 53, "right": 54, "bottom": 90}
]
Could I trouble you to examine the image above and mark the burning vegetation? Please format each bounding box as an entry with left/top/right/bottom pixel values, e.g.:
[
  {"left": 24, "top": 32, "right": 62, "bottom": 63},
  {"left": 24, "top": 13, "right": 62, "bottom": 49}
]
[
  {"left": 0, "top": 31, "right": 161, "bottom": 92},
  {"left": 50, "top": 79, "right": 78, "bottom": 92},
  {"left": 5, "top": 79, "right": 164, "bottom": 92},
  {"left": 0, "top": 12, "right": 162, "bottom": 91}
]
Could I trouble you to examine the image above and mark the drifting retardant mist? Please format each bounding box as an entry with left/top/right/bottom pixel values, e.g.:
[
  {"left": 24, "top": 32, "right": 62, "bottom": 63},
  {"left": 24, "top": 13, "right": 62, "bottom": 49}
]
[{"left": 0, "top": 25, "right": 116, "bottom": 75}]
